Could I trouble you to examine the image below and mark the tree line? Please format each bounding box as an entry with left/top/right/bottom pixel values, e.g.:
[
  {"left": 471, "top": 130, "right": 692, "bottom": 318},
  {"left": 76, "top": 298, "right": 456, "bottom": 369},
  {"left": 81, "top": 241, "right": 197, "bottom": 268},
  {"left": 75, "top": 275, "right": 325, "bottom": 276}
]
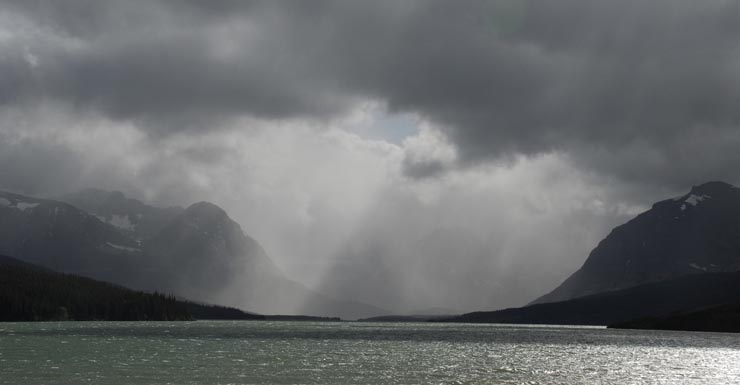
[{"left": 0, "top": 262, "right": 191, "bottom": 321}]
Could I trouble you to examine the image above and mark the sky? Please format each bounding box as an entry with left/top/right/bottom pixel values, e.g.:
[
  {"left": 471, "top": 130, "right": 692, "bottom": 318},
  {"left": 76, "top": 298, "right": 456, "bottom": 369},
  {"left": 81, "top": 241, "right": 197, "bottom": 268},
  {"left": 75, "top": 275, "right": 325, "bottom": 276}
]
[{"left": 1, "top": 0, "right": 740, "bottom": 312}]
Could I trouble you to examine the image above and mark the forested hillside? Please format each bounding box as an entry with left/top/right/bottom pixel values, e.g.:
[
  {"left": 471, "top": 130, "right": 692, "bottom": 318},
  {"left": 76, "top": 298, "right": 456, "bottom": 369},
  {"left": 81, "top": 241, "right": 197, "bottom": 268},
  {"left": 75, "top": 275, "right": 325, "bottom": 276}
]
[{"left": 0, "top": 255, "right": 190, "bottom": 321}]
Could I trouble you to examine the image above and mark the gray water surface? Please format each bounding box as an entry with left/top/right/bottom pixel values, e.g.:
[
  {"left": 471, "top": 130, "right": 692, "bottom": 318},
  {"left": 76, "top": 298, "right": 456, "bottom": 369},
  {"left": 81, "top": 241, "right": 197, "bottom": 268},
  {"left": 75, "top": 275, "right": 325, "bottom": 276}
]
[{"left": 1, "top": 321, "right": 738, "bottom": 384}]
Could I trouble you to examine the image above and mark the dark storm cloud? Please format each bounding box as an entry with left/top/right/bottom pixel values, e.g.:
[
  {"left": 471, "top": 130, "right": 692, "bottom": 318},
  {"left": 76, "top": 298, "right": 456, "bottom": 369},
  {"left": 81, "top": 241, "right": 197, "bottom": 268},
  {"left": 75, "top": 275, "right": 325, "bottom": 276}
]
[
  {"left": 3, "top": 0, "right": 740, "bottom": 184},
  {"left": 0, "top": 0, "right": 353, "bottom": 132}
]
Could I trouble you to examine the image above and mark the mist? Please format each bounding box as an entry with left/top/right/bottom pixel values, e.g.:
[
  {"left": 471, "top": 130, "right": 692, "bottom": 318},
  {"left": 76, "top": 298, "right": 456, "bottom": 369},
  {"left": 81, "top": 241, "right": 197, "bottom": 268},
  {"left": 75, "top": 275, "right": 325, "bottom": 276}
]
[
  {"left": 2, "top": 0, "right": 740, "bottom": 313},
  {"left": 0, "top": 103, "right": 663, "bottom": 312}
]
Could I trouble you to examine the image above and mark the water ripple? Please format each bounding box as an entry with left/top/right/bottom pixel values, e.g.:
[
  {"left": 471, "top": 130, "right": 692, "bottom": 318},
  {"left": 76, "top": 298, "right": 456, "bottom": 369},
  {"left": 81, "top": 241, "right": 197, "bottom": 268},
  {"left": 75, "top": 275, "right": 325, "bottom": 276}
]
[{"left": 0, "top": 321, "right": 738, "bottom": 384}]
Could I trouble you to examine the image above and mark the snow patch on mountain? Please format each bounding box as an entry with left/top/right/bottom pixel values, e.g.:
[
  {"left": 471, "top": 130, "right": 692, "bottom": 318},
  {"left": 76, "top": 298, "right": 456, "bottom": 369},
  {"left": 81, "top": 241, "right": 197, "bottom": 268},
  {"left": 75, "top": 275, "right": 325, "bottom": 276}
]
[
  {"left": 685, "top": 194, "right": 711, "bottom": 206},
  {"left": 105, "top": 242, "right": 139, "bottom": 252},
  {"left": 16, "top": 202, "right": 39, "bottom": 211},
  {"left": 0, "top": 197, "right": 40, "bottom": 211},
  {"left": 109, "top": 215, "right": 136, "bottom": 231}
]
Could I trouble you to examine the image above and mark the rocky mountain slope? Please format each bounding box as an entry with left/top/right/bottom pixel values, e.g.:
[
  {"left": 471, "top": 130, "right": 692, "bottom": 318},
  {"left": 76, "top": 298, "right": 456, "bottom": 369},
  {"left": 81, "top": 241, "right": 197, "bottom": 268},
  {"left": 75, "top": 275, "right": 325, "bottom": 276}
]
[
  {"left": 533, "top": 181, "right": 740, "bottom": 304},
  {"left": 0, "top": 189, "right": 384, "bottom": 319}
]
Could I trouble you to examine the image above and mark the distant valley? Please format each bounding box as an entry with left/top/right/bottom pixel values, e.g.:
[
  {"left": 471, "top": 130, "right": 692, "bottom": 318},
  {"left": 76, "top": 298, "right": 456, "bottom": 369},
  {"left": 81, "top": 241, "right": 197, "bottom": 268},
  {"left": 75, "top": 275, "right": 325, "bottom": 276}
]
[{"left": 3, "top": 181, "right": 740, "bottom": 330}]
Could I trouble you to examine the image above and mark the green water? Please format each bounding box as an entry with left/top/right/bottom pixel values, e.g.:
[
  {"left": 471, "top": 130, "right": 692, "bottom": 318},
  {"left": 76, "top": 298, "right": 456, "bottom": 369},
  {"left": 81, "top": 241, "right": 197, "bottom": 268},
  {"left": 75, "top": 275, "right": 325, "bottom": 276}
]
[{"left": 1, "top": 321, "right": 739, "bottom": 384}]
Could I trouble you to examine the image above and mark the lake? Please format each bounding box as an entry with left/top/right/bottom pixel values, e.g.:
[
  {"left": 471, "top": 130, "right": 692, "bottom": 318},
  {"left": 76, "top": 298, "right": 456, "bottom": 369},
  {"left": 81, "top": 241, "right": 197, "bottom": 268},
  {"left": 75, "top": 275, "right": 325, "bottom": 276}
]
[{"left": 1, "top": 321, "right": 738, "bottom": 384}]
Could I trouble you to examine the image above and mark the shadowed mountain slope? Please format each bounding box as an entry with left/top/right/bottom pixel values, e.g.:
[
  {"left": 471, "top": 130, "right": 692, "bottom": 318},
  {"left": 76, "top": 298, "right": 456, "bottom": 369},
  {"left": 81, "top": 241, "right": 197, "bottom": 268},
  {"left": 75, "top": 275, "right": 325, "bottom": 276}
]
[
  {"left": 444, "top": 271, "right": 740, "bottom": 326},
  {"left": 533, "top": 181, "right": 740, "bottom": 304},
  {"left": 609, "top": 301, "right": 740, "bottom": 333}
]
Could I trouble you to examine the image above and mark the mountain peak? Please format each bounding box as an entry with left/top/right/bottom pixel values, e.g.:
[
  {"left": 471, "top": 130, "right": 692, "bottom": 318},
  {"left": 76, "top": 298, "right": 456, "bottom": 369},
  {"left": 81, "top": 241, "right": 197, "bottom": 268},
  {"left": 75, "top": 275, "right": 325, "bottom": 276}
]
[
  {"left": 184, "top": 201, "right": 228, "bottom": 219},
  {"left": 166, "top": 201, "right": 238, "bottom": 238},
  {"left": 689, "top": 181, "right": 737, "bottom": 196}
]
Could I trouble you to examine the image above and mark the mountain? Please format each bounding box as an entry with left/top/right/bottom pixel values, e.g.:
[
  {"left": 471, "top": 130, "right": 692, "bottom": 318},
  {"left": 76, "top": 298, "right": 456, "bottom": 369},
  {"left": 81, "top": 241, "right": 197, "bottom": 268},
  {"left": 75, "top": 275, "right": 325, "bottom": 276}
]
[
  {"left": 441, "top": 271, "right": 740, "bottom": 326},
  {"left": 136, "top": 199, "right": 387, "bottom": 319},
  {"left": 1, "top": 189, "right": 384, "bottom": 319},
  {"left": 140, "top": 201, "right": 283, "bottom": 304},
  {"left": 609, "top": 301, "right": 740, "bottom": 333},
  {"left": 0, "top": 190, "right": 142, "bottom": 281},
  {"left": 58, "top": 188, "right": 183, "bottom": 240},
  {"left": 533, "top": 181, "right": 740, "bottom": 304}
]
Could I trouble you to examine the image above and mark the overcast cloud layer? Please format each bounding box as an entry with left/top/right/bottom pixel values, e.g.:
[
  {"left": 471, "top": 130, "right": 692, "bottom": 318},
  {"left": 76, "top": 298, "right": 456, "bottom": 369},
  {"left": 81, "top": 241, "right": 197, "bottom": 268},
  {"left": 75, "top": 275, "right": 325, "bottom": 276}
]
[{"left": 1, "top": 0, "right": 739, "bottom": 312}]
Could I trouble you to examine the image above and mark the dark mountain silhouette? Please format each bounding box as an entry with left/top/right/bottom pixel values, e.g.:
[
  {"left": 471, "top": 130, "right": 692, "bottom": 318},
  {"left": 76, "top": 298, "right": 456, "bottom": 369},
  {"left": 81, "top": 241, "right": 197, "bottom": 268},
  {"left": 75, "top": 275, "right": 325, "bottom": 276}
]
[
  {"left": 1, "top": 189, "right": 385, "bottom": 319},
  {"left": 609, "top": 301, "right": 740, "bottom": 333},
  {"left": 0, "top": 254, "right": 262, "bottom": 321},
  {"left": 442, "top": 271, "right": 740, "bottom": 325},
  {"left": 533, "top": 181, "right": 740, "bottom": 304}
]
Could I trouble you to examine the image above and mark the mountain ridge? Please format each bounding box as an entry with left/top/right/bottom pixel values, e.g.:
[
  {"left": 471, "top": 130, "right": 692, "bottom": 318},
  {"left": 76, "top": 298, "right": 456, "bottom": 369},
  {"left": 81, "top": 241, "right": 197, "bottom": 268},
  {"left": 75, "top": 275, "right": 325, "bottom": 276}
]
[
  {"left": 1, "top": 188, "right": 385, "bottom": 319},
  {"left": 57, "top": 188, "right": 183, "bottom": 240},
  {"left": 532, "top": 181, "right": 740, "bottom": 304}
]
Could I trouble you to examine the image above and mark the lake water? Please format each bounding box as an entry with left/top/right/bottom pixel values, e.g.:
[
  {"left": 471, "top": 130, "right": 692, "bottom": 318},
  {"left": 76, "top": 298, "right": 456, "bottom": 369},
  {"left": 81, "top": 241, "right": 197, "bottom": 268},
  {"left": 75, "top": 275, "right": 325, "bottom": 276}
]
[{"left": 1, "top": 321, "right": 739, "bottom": 384}]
